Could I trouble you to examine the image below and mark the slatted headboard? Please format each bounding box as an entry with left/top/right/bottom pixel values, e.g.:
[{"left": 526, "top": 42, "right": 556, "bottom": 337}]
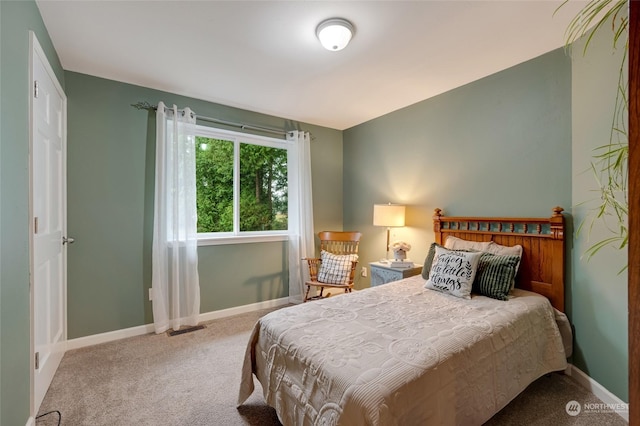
[{"left": 433, "top": 207, "right": 566, "bottom": 312}]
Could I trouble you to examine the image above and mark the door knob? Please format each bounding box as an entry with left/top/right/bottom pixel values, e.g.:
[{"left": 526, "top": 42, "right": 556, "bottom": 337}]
[{"left": 62, "top": 236, "right": 75, "bottom": 245}]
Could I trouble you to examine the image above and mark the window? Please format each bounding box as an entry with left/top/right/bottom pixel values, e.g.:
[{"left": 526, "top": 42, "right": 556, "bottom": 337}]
[{"left": 194, "top": 126, "right": 289, "bottom": 245}]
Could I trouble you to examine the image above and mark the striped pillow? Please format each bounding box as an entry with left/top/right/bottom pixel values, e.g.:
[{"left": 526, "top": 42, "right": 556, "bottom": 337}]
[
  {"left": 473, "top": 252, "right": 520, "bottom": 300},
  {"left": 485, "top": 242, "right": 523, "bottom": 289}
]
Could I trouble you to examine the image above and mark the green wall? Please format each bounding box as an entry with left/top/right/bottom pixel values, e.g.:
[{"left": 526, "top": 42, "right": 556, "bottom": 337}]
[
  {"left": 0, "top": 1, "right": 65, "bottom": 424},
  {"left": 342, "top": 36, "right": 629, "bottom": 403},
  {"left": 64, "top": 71, "right": 343, "bottom": 338},
  {"left": 343, "top": 48, "right": 573, "bottom": 290},
  {"left": 570, "top": 16, "right": 628, "bottom": 401},
  {"left": 0, "top": 2, "right": 630, "bottom": 423}
]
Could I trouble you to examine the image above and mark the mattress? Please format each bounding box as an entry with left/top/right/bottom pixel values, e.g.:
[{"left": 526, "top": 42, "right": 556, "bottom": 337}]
[{"left": 238, "top": 275, "right": 568, "bottom": 425}]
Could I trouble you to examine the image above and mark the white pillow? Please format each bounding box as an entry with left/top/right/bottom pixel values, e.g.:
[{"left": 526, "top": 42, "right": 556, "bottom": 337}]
[
  {"left": 444, "top": 236, "right": 492, "bottom": 252},
  {"left": 425, "top": 246, "right": 482, "bottom": 299},
  {"left": 485, "top": 241, "right": 523, "bottom": 258},
  {"left": 317, "top": 250, "right": 358, "bottom": 285}
]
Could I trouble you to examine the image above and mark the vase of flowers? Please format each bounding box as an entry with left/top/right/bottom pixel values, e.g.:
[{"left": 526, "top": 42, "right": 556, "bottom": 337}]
[{"left": 391, "top": 241, "right": 411, "bottom": 261}]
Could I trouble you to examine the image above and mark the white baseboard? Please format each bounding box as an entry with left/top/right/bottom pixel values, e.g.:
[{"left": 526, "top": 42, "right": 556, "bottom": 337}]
[
  {"left": 198, "top": 297, "right": 290, "bottom": 322},
  {"left": 67, "top": 297, "right": 290, "bottom": 351},
  {"left": 25, "top": 416, "right": 35, "bottom": 426},
  {"left": 66, "top": 322, "right": 155, "bottom": 351},
  {"left": 566, "top": 363, "right": 629, "bottom": 422}
]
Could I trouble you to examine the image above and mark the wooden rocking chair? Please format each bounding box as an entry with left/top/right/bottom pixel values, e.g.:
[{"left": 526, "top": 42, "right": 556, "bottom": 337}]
[{"left": 304, "top": 231, "right": 362, "bottom": 302}]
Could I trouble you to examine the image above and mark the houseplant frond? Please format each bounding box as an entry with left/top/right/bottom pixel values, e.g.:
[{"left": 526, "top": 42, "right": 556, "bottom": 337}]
[{"left": 558, "top": 0, "right": 628, "bottom": 268}]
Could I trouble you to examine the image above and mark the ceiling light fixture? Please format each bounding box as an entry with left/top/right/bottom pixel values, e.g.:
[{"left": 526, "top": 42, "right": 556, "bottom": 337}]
[{"left": 316, "top": 18, "right": 354, "bottom": 52}]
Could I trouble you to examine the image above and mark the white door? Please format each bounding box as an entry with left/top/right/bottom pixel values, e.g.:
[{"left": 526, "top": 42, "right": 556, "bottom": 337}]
[{"left": 30, "top": 32, "right": 68, "bottom": 414}]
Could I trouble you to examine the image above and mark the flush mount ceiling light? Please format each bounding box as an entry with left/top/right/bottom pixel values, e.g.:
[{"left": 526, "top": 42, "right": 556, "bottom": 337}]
[{"left": 316, "top": 18, "right": 354, "bottom": 51}]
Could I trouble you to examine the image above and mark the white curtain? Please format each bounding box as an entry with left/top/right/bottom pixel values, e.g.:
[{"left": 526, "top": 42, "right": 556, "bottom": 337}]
[
  {"left": 287, "top": 131, "right": 315, "bottom": 304},
  {"left": 152, "top": 102, "right": 200, "bottom": 333}
]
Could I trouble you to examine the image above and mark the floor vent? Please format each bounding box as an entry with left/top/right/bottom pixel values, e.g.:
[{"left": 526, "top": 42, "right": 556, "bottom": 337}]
[{"left": 167, "top": 325, "right": 205, "bottom": 337}]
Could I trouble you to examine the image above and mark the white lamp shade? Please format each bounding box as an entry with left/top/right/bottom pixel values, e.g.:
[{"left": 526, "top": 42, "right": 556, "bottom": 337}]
[
  {"left": 373, "top": 204, "right": 405, "bottom": 227},
  {"left": 316, "top": 18, "right": 354, "bottom": 51}
]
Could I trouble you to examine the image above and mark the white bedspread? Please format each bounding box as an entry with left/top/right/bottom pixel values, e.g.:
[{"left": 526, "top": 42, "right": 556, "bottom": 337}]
[{"left": 238, "top": 275, "right": 567, "bottom": 426}]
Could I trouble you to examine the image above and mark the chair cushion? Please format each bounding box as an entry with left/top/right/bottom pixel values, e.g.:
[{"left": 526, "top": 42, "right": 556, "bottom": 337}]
[{"left": 317, "top": 250, "right": 358, "bottom": 285}]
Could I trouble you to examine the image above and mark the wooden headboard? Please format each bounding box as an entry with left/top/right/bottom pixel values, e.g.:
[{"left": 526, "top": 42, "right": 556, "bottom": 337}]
[{"left": 433, "top": 207, "right": 566, "bottom": 312}]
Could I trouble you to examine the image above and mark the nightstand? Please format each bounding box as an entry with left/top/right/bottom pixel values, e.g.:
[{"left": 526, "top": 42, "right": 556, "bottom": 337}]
[{"left": 369, "top": 261, "right": 423, "bottom": 287}]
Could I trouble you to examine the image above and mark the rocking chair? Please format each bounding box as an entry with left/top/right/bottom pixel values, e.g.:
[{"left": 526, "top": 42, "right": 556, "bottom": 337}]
[{"left": 304, "top": 231, "right": 362, "bottom": 302}]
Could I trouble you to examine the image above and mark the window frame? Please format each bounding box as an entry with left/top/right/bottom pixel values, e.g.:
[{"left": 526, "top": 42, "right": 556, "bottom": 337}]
[{"left": 194, "top": 125, "right": 290, "bottom": 246}]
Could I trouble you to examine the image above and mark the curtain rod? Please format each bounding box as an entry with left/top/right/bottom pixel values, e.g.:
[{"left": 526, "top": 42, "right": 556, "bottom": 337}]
[{"left": 131, "top": 101, "right": 288, "bottom": 137}]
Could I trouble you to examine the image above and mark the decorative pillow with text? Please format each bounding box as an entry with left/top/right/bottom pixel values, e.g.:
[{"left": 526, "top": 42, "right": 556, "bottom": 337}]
[{"left": 425, "top": 246, "right": 482, "bottom": 299}]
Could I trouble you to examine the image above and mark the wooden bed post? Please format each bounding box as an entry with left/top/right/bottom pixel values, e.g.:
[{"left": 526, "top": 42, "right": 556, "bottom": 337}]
[
  {"left": 433, "top": 208, "right": 443, "bottom": 245},
  {"left": 549, "top": 206, "right": 565, "bottom": 312}
]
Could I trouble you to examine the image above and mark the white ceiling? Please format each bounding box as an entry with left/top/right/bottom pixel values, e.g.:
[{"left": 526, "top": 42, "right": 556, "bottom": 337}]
[{"left": 36, "top": 1, "right": 587, "bottom": 130}]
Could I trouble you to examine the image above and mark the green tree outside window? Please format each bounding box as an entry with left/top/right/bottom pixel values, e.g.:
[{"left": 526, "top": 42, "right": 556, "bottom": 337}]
[{"left": 195, "top": 136, "right": 288, "bottom": 233}]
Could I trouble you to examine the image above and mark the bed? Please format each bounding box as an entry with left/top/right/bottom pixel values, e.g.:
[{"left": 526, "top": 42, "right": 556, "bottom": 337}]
[{"left": 237, "top": 207, "right": 569, "bottom": 425}]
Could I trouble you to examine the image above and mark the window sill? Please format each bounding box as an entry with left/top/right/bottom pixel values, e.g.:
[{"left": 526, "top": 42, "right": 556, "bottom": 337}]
[{"left": 197, "top": 233, "right": 289, "bottom": 246}]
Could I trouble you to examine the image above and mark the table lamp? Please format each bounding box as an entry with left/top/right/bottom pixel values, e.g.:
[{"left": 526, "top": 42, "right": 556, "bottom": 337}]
[{"left": 373, "top": 203, "right": 406, "bottom": 260}]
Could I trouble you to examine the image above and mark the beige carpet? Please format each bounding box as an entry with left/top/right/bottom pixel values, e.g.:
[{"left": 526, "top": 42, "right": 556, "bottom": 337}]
[{"left": 37, "top": 307, "right": 627, "bottom": 425}]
